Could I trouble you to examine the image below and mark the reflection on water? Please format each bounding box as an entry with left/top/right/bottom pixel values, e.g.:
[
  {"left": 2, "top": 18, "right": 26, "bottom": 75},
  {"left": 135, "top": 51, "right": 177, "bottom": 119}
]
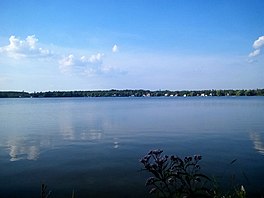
[
  {"left": 8, "top": 140, "right": 39, "bottom": 161},
  {"left": 4, "top": 128, "right": 104, "bottom": 161},
  {"left": 4, "top": 129, "right": 104, "bottom": 162},
  {"left": 80, "top": 129, "right": 103, "bottom": 140},
  {"left": 113, "top": 138, "right": 119, "bottom": 149},
  {"left": 58, "top": 104, "right": 105, "bottom": 142},
  {"left": 60, "top": 125, "right": 75, "bottom": 140},
  {"left": 250, "top": 132, "right": 264, "bottom": 155},
  {"left": 59, "top": 108, "right": 75, "bottom": 140},
  {"left": 6, "top": 137, "right": 53, "bottom": 161},
  {"left": 0, "top": 97, "right": 264, "bottom": 197},
  {"left": 2, "top": 98, "right": 121, "bottom": 161}
]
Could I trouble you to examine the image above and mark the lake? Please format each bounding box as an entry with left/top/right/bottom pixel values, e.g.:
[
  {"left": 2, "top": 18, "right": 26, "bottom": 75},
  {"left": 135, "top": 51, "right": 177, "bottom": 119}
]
[{"left": 0, "top": 97, "right": 263, "bottom": 197}]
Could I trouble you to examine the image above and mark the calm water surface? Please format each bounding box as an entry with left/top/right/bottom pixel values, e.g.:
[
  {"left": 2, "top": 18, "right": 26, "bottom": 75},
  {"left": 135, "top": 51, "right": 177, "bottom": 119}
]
[{"left": 0, "top": 97, "right": 264, "bottom": 197}]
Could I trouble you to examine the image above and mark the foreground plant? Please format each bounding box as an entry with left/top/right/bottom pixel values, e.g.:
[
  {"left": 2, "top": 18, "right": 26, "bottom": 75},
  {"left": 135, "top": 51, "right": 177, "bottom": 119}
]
[
  {"left": 40, "top": 183, "right": 75, "bottom": 198},
  {"left": 41, "top": 184, "right": 51, "bottom": 198},
  {"left": 140, "top": 149, "right": 213, "bottom": 198},
  {"left": 213, "top": 185, "right": 246, "bottom": 198}
]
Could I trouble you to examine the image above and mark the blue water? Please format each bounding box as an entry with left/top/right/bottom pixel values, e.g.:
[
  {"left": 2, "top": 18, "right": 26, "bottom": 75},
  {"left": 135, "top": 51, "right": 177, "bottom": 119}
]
[{"left": 0, "top": 97, "right": 263, "bottom": 197}]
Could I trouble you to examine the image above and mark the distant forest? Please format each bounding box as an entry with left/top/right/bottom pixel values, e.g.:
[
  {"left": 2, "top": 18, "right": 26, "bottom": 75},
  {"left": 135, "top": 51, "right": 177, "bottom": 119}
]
[{"left": 0, "top": 89, "right": 264, "bottom": 98}]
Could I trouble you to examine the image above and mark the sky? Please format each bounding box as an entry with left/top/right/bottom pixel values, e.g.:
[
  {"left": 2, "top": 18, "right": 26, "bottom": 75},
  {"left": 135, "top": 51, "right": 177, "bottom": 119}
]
[{"left": 0, "top": 0, "right": 263, "bottom": 92}]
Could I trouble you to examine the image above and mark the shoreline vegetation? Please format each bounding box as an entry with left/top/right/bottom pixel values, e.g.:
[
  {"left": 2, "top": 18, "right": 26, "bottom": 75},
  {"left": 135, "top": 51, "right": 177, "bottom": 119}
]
[
  {"left": 40, "top": 149, "right": 251, "bottom": 198},
  {"left": 140, "top": 149, "right": 248, "bottom": 198},
  {"left": 0, "top": 89, "right": 264, "bottom": 98}
]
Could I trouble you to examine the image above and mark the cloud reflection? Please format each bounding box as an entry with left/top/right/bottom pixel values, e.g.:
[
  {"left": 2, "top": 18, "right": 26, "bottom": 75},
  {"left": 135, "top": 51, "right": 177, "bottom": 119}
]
[
  {"left": 80, "top": 129, "right": 102, "bottom": 140},
  {"left": 7, "top": 139, "right": 40, "bottom": 161},
  {"left": 250, "top": 132, "right": 264, "bottom": 155},
  {"left": 60, "top": 125, "right": 75, "bottom": 140},
  {"left": 3, "top": 104, "right": 123, "bottom": 162},
  {"left": 4, "top": 136, "right": 53, "bottom": 162}
]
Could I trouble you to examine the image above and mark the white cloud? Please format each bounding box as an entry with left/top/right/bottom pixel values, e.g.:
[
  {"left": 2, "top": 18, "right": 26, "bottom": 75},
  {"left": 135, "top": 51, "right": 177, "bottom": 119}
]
[
  {"left": 112, "top": 44, "right": 118, "bottom": 53},
  {"left": 88, "top": 53, "right": 104, "bottom": 63},
  {"left": 249, "top": 49, "right": 260, "bottom": 57},
  {"left": 0, "top": 35, "right": 52, "bottom": 59},
  {"left": 59, "top": 54, "right": 75, "bottom": 73},
  {"left": 0, "top": 34, "right": 122, "bottom": 79},
  {"left": 253, "top": 36, "right": 264, "bottom": 49},
  {"left": 248, "top": 35, "right": 264, "bottom": 58},
  {"left": 59, "top": 53, "right": 107, "bottom": 75}
]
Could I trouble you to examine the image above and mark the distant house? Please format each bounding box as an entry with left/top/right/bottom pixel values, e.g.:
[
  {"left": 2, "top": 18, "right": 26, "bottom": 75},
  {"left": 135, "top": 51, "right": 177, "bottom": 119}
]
[{"left": 143, "top": 93, "right": 151, "bottom": 97}]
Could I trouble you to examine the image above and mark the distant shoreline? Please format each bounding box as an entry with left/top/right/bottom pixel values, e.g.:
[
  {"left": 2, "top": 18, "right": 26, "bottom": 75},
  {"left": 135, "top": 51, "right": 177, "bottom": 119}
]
[{"left": 0, "top": 89, "right": 264, "bottom": 98}]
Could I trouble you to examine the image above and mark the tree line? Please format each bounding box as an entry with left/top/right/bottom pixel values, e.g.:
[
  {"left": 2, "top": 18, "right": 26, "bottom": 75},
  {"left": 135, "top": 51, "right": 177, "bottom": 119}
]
[{"left": 0, "top": 89, "right": 264, "bottom": 98}]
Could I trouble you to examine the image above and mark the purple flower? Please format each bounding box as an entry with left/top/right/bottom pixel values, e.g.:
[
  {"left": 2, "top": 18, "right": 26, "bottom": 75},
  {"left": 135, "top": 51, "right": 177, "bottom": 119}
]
[
  {"left": 140, "top": 155, "right": 151, "bottom": 164},
  {"left": 184, "top": 156, "right": 192, "bottom": 163},
  {"left": 156, "top": 156, "right": 168, "bottom": 166},
  {"left": 140, "top": 150, "right": 209, "bottom": 197},
  {"left": 149, "top": 149, "right": 163, "bottom": 155},
  {"left": 170, "top": 155, "right": 179, "bottom": 162},
  {"left": 194, "top": 155, "right": 202, "bottom": 161}
]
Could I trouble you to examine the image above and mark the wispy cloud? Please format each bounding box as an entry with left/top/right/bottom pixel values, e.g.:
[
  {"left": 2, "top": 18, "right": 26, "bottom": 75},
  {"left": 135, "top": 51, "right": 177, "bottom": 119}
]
[
  {"left": 248, "top": 35, "right": 264, "bottom": 58},
  {"left": 112, "top": 44, "right": 119, "bottom": 53},
  {"left": 0, "top": 35, "right": 52, "bottom": 59},
  {"left": 59, "top": 53, "right": 114, "bottom": 75},
  {"left": 249, "top": 49, "right": 260, "bottom": 57}
]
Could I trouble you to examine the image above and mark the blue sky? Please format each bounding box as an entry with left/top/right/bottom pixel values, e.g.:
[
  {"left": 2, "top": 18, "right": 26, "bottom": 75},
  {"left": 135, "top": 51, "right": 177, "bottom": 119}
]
[{"left": 0, "top": 0, "right": 263, "bottom": 91}]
